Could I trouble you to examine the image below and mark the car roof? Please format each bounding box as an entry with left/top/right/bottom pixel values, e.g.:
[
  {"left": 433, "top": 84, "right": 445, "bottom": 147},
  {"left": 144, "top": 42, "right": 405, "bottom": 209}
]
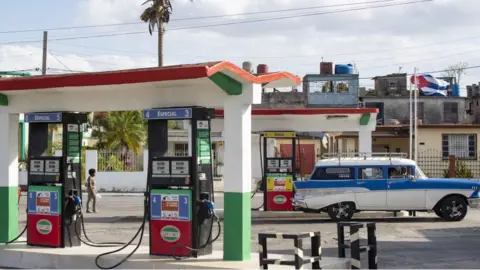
[{"left": 315, "top": 157, "right": 417, "bottom": 167}]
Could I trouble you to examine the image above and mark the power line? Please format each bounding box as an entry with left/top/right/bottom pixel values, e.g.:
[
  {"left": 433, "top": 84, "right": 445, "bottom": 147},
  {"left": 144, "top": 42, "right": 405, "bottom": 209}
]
[
  {"left": 0, "top": 0, "right": 431, "bottom": 46},
  {"left": 0, "top": 0, "right": 394, "bottom": 34},
  {"left": 49, "top": 51, "right": 73, "bottom": 71}
]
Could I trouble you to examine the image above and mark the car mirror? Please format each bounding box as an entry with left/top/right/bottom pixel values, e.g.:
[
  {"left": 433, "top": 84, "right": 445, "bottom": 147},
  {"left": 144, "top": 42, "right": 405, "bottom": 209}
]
[{"left": 408, "top": 175, "right": 416, "bottom": 181}]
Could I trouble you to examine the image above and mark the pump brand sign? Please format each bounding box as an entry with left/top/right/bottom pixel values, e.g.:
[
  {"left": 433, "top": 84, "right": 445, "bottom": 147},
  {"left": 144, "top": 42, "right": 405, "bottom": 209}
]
[
  {"left": 25, "top": 112, "right": 62, "bottom": 123},
  {"left": 36, "top": 219, "right": 53, "bottom": 235},
  {"left": 273, "top": 195, "right": 287, "bottom": 204},
  {"left": 160, "top": 225, "right": 181, "bottom": 242},
  {"left": 143, "top": 108, "right": 193, "bottom": 119}
]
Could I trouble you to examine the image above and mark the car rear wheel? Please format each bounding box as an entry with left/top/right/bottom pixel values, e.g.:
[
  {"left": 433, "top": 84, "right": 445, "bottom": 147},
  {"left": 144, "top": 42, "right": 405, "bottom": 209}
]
[
  {"left": 433, "top": 207, "right": 443, "bottom": 218},
  {"left": 440, "top": 196, "right": 468, "bottom": 222},
  {"left": 327, "top": 202, "right": 354, "bottom": 221}
]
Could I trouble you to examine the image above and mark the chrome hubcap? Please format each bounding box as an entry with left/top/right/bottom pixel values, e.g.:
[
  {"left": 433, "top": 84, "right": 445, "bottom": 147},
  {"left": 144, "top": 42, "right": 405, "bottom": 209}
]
[
  {"left": 446, "top": 201, "right": 463, "bottom": 218},
  {"left": 333, "top": 203, "right": 350, "bottom": 218}
]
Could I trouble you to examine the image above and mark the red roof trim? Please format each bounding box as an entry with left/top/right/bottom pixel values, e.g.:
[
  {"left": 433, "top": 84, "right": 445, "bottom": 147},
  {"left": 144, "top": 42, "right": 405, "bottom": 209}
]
[
  {"left": 215, "top": 108, "right": 378, "bottom": 117},
  {"left": 206, "top": 61, "right": 301, "bottom": 85},
  {"left": 0, "top": 61, "right": 301, "bottom": 92},
  {"left": 0, "top": 62, "right": 220, "bottom": 91}
]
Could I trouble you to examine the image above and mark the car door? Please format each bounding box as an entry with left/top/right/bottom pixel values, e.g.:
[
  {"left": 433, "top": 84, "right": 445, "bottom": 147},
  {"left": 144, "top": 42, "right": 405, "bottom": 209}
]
[
  {"left": 386, "top": 166, "right": 426, "bottom": 210},
  {"left": 355, "top": 166, "right": 387, "bottom": 210},
  {"left": 295, "top": 166, "right": 357, "bottom": 209}
]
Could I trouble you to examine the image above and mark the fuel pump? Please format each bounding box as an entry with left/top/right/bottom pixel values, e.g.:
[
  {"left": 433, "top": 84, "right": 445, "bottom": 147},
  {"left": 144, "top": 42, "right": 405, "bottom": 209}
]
[
  {"left": 262, "top": 131, "right": 297, "bottom": 211},
  {"left": 145, "top": 107, "right": 217, "bottom": 258},
  {"left": 25, "top": 112, "right": 87, "bottom": 248}
]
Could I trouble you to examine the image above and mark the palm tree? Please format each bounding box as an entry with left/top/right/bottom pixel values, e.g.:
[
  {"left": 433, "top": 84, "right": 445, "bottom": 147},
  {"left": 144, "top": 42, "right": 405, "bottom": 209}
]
[
  {"left": 103, "top": 111, "right": 147, "bottom": 155},
  {"left": 140, "top": 0, "right": 193, "bottom": 67}
]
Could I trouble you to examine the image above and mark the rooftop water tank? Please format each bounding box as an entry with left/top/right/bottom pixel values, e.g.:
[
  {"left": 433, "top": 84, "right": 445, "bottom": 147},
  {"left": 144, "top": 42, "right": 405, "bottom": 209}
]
[
  {"left": 335, "top": 64, "right": 354, "bottom": 75},
  {"left": 242, "top": 61, "right": 253, "bottom": 73},
  {"left": 320, "top": 62, "right": 333, "bottom": 74},
  {"left": 451, "top": 84, "right": 460, "bottom": 97},
  {"left": 257, "top": 64, "right": 269, "bottom": 74}
]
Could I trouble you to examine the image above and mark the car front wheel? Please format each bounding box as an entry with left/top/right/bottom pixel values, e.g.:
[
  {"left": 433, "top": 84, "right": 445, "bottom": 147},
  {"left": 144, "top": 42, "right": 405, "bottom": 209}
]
[
  {"left": 327, "top": 202, "right": 355, "bottom": 221},
  {"left": 440, "top": 196, "right": 468, "bottom": 222}
]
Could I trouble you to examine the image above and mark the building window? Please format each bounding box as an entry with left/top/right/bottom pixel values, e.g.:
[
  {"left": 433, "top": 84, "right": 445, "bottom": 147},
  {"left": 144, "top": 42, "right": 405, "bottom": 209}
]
[
  {"left": 442, "top": 134, "right": 477, "bottom": 160},
  {"left": 443, "top": 102, "right": 459, "bottom": 123},
  {"left": 388, "top": 80, "right": 397, "bottom": 90},
  {"left": 310, "top": 167, "right": 354, "bottom": 180},
  {"left": 174, "top": 143, "right": 188, "bottom": 156},
  {"left": 365, "top": 102, "right": 384, "bottom": 125}
]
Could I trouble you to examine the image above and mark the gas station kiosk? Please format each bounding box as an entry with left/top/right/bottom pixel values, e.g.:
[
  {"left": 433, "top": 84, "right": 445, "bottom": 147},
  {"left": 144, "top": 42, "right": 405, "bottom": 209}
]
[
  {"left": 25, "top": 112, "right": 87, "bottom": 248},
  {"left": 143, "top": 107, "right": 216, "bottom": 258}
]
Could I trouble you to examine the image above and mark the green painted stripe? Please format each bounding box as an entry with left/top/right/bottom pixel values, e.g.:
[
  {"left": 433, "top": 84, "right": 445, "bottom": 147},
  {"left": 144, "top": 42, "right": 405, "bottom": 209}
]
[
  {"left": 28, "top": 185, "right": 62, "bottom": 192},
  {"left": 0, "top": 186, "right": 19, "bottom": 243},
  {"left": 0, "top": 93, "right": 7, "bottom": 106},
  {"left": 223, "top": 192, "right": 251, "bottom": 261},
  {"left": 209, "top": 72, "right": 242, "bottom": 95},
  {"left": 19, "top": 121, "right": 26, "bottom": 161},
  {"left": 359, "top": 113, "right": 371, "bottom": 125},
  {"left": 151, "top": 189, "right": 192, "bottom": 195}
]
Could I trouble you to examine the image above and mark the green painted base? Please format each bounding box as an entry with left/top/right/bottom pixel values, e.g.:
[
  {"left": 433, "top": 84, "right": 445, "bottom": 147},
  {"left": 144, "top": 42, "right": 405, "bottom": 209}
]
[
  {"left": 0, "top": 186, "right": 19, "bottom": 243},
  {"left": 223, "top": 192, "right": 251, "bottom": 261}
]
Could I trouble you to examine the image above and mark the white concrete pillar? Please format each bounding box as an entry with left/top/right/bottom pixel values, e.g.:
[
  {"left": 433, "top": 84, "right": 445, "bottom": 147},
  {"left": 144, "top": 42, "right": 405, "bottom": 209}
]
[
  {"left": 222, "top": 99, "right": 253, "bottom": 261},
  {"left": 0, "top": 112, "right": 19, "bottom": 243},
  {"left": 358, "top": 128, "right": 373, "bottom": 154}
]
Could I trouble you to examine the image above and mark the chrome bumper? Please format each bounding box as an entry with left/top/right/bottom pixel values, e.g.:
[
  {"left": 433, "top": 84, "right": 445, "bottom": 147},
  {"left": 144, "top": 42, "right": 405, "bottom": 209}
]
[
  {"left": 292, "top": 198, "right": 308, "bottom": 209},
  {"left": 468, "top": 198, "right": 480, "bottom": 208}
]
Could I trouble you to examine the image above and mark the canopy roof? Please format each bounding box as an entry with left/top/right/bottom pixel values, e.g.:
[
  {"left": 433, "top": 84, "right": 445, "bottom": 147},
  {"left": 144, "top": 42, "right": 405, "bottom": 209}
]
[{"left": 0, "top": 61, "right": 301, "bottom": 112}]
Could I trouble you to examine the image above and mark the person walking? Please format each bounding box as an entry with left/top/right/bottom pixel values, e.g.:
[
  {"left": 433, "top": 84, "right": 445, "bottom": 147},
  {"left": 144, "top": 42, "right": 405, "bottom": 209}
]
[{"left": 86, "top": 168, "right": 98, "bottom": 213}]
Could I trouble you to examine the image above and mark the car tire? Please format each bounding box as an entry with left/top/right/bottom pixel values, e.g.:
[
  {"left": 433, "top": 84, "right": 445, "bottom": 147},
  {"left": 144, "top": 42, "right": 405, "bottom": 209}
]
[
  {"left": 327, "top": 202, "right": 355, "bottom": 221},
  {"left": 440, "top": 196, "right": 468, "bottom": 222},
  {"left": 433, "top": 207, "right": 443, "bottom": 218}
]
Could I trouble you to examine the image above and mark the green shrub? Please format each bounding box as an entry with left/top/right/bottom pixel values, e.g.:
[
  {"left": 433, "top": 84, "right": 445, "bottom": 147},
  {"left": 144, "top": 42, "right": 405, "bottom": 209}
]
[{"left": 443, "top": 160, "right": 474, "bottom": 178}]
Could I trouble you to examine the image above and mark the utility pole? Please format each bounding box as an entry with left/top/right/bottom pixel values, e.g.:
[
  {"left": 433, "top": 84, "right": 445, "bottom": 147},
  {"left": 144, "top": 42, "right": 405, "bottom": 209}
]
[{"left": 42, "top": 31, "right": 48, "bottom": 75}]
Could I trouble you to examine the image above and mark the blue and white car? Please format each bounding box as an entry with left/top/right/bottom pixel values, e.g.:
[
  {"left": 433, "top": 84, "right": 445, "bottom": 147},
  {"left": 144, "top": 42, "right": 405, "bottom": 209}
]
[{"left": 292, "top": 153, "right": 480, "bottom": 221}]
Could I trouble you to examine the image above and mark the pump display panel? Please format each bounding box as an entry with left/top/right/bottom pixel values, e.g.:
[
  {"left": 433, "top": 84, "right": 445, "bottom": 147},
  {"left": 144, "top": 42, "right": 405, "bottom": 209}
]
[
  {"left": 150, "top": 158, "right": 192, "bottom": 186},
  {"left": 28, "top": 157, "right": 62, "bottom": 184},
  {"left": 266, "top": 158, "right": 293, "bottom": 173}
]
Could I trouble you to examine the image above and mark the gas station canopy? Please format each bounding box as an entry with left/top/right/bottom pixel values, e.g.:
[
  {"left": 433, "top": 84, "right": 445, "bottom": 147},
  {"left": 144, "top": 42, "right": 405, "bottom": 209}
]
[
  {"left": 213, "top": 108, "right": 378, "bottom": 132},
  {"left": 0, "top": 61, "right": 301, "bottom": 112}
]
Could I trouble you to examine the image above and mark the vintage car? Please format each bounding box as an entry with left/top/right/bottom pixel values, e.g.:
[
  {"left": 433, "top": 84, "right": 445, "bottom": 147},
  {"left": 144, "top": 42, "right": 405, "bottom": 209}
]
[{"left": 292, "top": 153, "right": 480, "bottom": 221}]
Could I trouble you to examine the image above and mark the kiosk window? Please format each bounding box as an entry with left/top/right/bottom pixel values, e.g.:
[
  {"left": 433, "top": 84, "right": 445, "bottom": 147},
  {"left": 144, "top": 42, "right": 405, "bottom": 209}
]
[
  {"left": 310, "top": 167, "right": 354, "bottom": 180},
  {"left": 359, "top": 168, "right": 384, "bottom": 180},
  {"left": 387, "top": 167, "right": 413, "bottom": 179}
]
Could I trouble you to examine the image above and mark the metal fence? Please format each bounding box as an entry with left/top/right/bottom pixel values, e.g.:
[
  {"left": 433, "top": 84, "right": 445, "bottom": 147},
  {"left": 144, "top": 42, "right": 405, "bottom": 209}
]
[
  {"left": 97, "top": 150, "right": 144, "bottom": 172},
  {"left": 96, "top": 145, "right": 223, "bottom": 178},
  {"left": 416, "top": 149, "right": 480, "bottom": 178}
]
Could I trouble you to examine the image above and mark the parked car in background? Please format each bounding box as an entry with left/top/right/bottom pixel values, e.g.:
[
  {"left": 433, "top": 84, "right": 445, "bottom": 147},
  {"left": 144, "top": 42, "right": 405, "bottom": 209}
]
[{"left": 292, "top": 152, "right": 480, "bottom": 221}]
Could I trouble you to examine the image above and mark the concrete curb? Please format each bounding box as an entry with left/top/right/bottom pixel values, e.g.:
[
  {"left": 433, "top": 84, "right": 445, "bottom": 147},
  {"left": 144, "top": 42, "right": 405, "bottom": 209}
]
[{"left": 115, "top": 209, "right": 410, "bottom": 222}]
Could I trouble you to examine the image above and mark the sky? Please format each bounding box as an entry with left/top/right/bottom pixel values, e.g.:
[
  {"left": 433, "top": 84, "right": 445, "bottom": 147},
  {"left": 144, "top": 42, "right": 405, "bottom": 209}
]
[{"left": 0, "top": 0, "right": 479, "bottom": 90}]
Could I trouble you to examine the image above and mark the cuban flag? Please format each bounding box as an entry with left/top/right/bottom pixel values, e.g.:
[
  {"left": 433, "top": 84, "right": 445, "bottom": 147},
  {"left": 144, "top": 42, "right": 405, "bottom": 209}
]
[{"left": 410, "top": 74, "right": 449, "bottom": 97}]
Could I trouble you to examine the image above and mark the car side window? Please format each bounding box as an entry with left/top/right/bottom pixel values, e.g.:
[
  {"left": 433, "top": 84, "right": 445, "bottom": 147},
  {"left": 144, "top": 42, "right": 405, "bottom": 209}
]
[
  {"left": 387, "top": 167, "right": 413, "bottom": 179},
  {"left": 359, "top": 167, "right": 384, "bottom": 180},
  {"left": 310, "top": 167, "right": 354, "bottom": 181}
]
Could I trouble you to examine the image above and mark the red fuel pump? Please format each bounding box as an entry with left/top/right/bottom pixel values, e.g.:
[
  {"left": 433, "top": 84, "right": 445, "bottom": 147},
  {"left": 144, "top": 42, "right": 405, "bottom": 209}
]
[{"left": 262, "top": 131, "right": 297, "bottom": 211}]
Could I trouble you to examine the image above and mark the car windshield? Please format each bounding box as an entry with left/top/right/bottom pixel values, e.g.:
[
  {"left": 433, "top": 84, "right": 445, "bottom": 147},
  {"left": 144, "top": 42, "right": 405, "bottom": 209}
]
[{"left": 415, "top": 166, "right": 428, "bottom": 179}]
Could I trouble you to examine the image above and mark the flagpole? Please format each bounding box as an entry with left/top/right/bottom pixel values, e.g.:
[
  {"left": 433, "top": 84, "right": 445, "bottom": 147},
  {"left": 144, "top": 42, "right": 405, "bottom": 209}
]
[
  {"left": 414, "top": 67, "right": 418, "bottom": 162},
  {"left": 409, "top": 73, "right": 413, "bottom": 159}
]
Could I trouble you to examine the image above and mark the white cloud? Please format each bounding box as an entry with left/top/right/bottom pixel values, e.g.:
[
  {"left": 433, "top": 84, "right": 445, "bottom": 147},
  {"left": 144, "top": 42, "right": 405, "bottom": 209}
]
[{"left": 1, "top": 0, "right": 479, "bottom": 89}]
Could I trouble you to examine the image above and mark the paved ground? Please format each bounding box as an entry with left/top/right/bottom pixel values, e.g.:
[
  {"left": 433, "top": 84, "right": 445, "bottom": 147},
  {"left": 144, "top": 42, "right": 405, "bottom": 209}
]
[{"left": 14, "top": 194, "right": 480, "bottom": 268}]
